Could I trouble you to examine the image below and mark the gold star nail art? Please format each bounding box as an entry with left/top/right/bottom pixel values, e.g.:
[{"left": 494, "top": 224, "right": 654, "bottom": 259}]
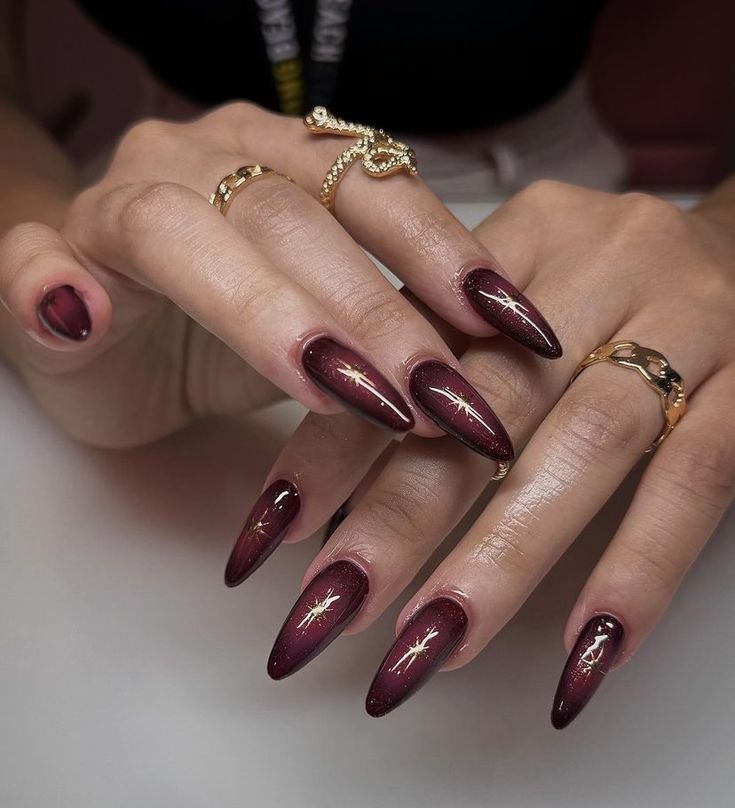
[
  {"left": 336, "top": 361, "right": 376, "bottom": 388},
  {"left": 246, "top": 516, "right": 269, "bottom": 541},
  {"left": 389, "top": 625, "right": 440, "bottom": 674},
  {"left": 428, "top": 386, "right": 497, "bottom": 434},
  {"left": 297, "top": 588, "right": 342, "bottom": 630}
]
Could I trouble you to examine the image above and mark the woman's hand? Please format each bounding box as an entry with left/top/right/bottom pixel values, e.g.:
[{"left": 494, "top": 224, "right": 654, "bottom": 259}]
[
  {"left": 237, "top": 181, "right": 735, "bottom": 725},
  {"left": 0, "top": 103, "right": 559, "bottom": 448}
]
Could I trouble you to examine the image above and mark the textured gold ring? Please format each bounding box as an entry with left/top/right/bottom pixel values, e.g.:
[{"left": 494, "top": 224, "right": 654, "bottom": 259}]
[
  {"left": 304, "top": 106, "right": 418, "bottom": 212},
  {"left": 209, "top": 165, "right": 291, "bottom": 216},
  {"left": 491, "top": 461, "right": 511, "bottom": 482},
  {"left": 569, "top": 340, "right": 687, "bottom": 452}
]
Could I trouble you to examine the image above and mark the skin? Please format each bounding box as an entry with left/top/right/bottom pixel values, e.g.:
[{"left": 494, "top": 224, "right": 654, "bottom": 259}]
[
  {"left": 266, "top": 181, "right": 735, "bottom": 686},
  {"left": 1, "top": 2, "right": 735, "bottom": 711}
]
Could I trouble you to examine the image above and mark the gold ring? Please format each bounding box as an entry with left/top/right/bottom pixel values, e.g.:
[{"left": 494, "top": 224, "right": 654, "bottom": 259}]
[
  {"left": 304, "top": 106, "right": 418, "bottom": 212},
  {"left": 569, "top": 340, "right": 687, "bottom": 452},
  {"left": 491, "top": 461, "right": 511, "bottom": 482},
  {"left": 209, "top": 165, "right": 291, "bottom": 216}
]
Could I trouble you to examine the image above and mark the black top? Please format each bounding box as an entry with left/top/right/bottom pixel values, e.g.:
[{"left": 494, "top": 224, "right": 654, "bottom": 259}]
[{"left": 75, "top": 0, "right": 604, "bottom": 133}]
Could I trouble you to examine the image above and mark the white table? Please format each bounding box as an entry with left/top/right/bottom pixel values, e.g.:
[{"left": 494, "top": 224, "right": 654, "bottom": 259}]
[{"left": 1, "top": 204, "right": 733, "bottom": 808}]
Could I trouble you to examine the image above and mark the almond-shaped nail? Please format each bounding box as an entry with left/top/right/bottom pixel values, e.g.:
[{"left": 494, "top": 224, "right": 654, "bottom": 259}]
[
  {"left": 302, "top": 337, "right": 414, "bottom": 431},
  {"left": 409, "top": 360, "right": 514, "bottom": 461},
  {"left": 38, "top": 285, "right": 91, "bottom": 341},
  {"left": 366, "top": 597, "right": 468, "bottom": 717},
  {"left": 268, "top": 560, "right": 369, "bottom": 679},
  {"left": 224, "top": 480, "right": 300, "bottom": 587},
  {"left": 462, "top": 268, "right": 562, "bottom": 358},
  {"left": 551, "top": 614, "right": 624, "bottom": 729}
]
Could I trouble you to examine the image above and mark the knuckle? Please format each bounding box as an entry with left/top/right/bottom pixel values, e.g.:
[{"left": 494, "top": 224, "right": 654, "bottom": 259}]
[
  {"left": 517, "top": 178, "right": 572, "bottom": 205},
  {"left": 362, "top": 475, "right": 437, "bottom": 552},
  {"left": 117, "top": 181, "right": 191, "bottom": 240},
  {"left": 617, "top": 530, "right": 680, "bottom": 593},
  {"left": 473, "top": 523, "right": 534, "bottom": 577},
  {"left": 466, "top": 353, "right": 538, "bottom": 429},
  {"left": 615, "top": 192, "right": 685, "bottom": 237},
  {"left": 655, "top": 434, "right": 735, "bottom": 511},
  {"left": 119, "top": 118, "right": 177, "bottom": 154},
  {"left": 554, "top": 382, "right": 644, "bottom": 459},
  {"left": 236, "top": 180, "right": 312, "bottom": 243},
  {"left": 346, "top": 286, "right": 411, "bottom": 343}
]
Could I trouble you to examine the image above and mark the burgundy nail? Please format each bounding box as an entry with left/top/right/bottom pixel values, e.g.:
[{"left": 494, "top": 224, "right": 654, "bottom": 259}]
[
  {"left": 302, "top": 337, "right": 414, "bottom": 431},
  {"left": 224, "top": 480, "right": 300, "bottom": 587},
  {"left": 551, "top": 614, "right": 624, "bottom": 729},
  {"left": 409, "top": 360, "right": 514, "bottom": 461},
  {"left": 322, "top": 499, "right": 351, "bottom": 547},
  {"left": 268, "top": 560, "right": 369, "bottom": 679},
  {"left": 462, "top": 268, "right": 562, "bottom": 358},
  {"left": 366, "top": 597, "right": 468, "bottom": 717},
  {"left": 38, "top": 285, "right": 91, "bottom": 341}
]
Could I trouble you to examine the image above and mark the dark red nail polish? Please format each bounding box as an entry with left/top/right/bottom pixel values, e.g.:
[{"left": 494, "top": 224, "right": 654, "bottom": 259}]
[
  {"left": 366, "top": 597, "right": 468, "bottom": 717},
  {"left": 322, "top": 499, "right": 351, "bottom": 547},
  {"left": 409, "top": 360, "right": 514, "bottom": 461},
  {"left": 224, "top": 480, "right": 300, "bottom": 587},
  {"left": 38, "top": 285, "right": 91, "bottom": 341},
  {"left": 302, "top": 337, "right": 414, "bottom": 431},
  {"left": 551, "top": 614, "right": 624, "bottom": 729},
  {"left": 462, "top": 268, "right": 562, "bottom": 358},
  {"left": 268, "top": 560, "right": 369, "bottom": 679}
]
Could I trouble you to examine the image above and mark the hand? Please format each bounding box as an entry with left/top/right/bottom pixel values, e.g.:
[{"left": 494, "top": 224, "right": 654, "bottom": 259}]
[
  {"left": 232, "top": 181, "right": 735, "bottom": 725},
  {"left": 0, "top": 103, "right": 559, "bottom": 448}
]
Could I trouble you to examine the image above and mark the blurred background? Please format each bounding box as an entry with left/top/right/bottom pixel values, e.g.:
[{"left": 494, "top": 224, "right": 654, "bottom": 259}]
[{"left": 22, "top": 0, "right": 735, "bottom": 192}]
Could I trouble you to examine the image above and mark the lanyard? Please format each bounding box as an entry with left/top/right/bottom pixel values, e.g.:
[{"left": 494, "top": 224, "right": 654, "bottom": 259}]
[{"left": 253, "top": 0, "right": 354, "bottom": 115}]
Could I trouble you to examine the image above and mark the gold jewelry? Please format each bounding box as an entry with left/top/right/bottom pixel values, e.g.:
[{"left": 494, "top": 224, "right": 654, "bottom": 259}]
[
  {"left": 569, "top": 341, "right": 687, "bottom": 452},
  {"left": 209, "top": 165, "right": 290, "bottom": 216},
  {"left": 304, "top": 106, "right": 418, "bottom": 212},
  {"left": 491, "top": 461, "right": 510, "bottom": 482}
]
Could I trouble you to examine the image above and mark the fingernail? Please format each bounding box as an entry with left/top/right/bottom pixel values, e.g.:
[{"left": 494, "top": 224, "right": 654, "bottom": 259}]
[
  {"left": 302, "top": 337, "right": 414, "bottom": 431},
  {"left": 409, "top": 360, "right": 514, "bottom": 461},
  {"left": 551, "top": 614, "right": 624, "bottom": 729},
  {"left": 322, "top": 499, "right": 351, "bottom": 547},
  {"left": 462, "top": 268, "right": 562, "bottom": 358},
  {"left": 224, "top": 480, "right": 300, "bottom": 587},
  {"left": 38, "top": 285, "right": 91, "bottom": 341},
  {"left": 267, "top": 560, "right": 369, "bottom": 679},
  {"left": 366, "top": 597, "right": 468, "bottom": 717}
]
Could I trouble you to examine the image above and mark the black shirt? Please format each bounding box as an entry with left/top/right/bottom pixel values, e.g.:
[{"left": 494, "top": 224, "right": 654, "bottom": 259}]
[{"left": 75, "top": 0, "right": 604, "bottom": 133}]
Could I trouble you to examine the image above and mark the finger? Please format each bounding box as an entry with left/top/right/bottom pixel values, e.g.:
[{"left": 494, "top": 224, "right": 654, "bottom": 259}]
[
  {"left": 553, "top": 369, "right": 735, "bottom": 728},
  {"left": 361, "top": 317, "right": 715, "bottom": 716},
  {"left": 266, "top": 434, "right": 488, "bottom": 679},
  {"left": 243, "top": 109, "right": 563, "bottom": 355},
  {"left": 219, "top": 166, "right": 512, "bottom": 442},
  {"left": 66, "top": 180, "right": 414, "bottom": 431},
  {"left": 0, "top": 222, "right": 111, "bottom": 353}
]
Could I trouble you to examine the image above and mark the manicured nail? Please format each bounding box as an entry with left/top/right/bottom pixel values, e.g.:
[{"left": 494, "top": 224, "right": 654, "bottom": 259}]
[
  {"left": 322, "top": 499, "right": 351, "bottom": 547},
  {"left": 224, "top": 480, "right": 300, "bottom": 587},
  {"left": 302, "top": 337, "right": 414, "bottom": 431},
  {"left": 551, "top": 614, "right": 624, "bottom": 729},
  {"left": 38, "top": 285, "right": 91, "bottom": 341},
  {"left": 462, "top": 268, "right": 562, "bottom": 358},
  {"left": 268, "top": 560, "right": 369, "bottom": 679},
  {"left": 409, "top": 360, "right": 514, "bottom": 461},
  {"left": 366, "top": 597, "right": 468, "bottom": 717}
]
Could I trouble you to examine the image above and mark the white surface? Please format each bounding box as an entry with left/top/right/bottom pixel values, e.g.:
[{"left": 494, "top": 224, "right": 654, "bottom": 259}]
[{"left": 1, "top": 206, "right": 734, "bottom": 808}]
